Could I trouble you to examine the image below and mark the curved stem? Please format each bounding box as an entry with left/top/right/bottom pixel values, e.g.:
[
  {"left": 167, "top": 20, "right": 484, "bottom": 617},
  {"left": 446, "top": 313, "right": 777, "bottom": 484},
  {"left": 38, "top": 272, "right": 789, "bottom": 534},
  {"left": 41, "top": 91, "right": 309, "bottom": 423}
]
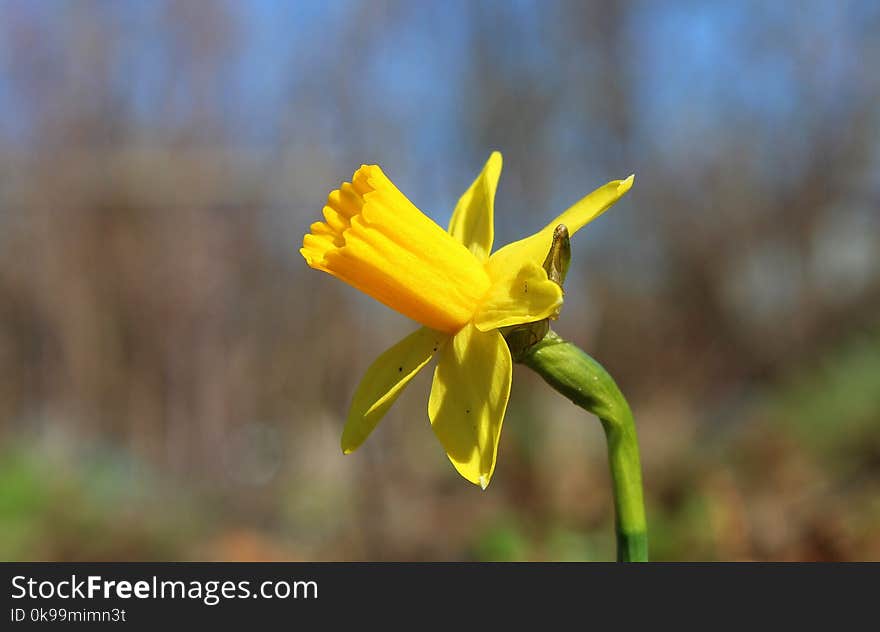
[{"left": 519, "top": 330, "right": 648, "bottom": 562}]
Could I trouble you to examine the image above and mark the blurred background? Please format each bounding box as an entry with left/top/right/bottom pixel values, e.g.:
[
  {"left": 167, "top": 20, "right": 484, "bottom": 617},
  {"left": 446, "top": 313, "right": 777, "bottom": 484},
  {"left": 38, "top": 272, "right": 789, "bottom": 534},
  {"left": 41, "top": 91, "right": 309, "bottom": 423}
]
[{"left": 1, "top": 0, "right": 879, "bottom": 561}]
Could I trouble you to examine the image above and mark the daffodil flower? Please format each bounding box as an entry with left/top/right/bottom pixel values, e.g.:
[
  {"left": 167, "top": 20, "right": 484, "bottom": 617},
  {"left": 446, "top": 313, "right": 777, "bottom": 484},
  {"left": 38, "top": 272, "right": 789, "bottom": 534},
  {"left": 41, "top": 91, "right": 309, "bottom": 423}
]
[{"left": 301, "top": 152, "right": 633, "bottom": 489}]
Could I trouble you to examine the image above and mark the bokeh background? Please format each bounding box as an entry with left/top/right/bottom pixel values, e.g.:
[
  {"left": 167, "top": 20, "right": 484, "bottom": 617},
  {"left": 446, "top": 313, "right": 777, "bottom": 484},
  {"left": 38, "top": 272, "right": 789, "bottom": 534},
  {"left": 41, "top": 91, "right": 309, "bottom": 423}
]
[{"left": 1, "top": 0, "right": 879, "bottom": 561}]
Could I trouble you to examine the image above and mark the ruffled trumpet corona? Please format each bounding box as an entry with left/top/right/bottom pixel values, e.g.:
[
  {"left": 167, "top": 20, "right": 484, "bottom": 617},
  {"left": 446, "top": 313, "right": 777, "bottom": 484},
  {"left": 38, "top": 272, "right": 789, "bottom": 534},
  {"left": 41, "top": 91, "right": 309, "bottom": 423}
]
[{"left": 301, "top": 152, "right": 633, "bottom": 489}]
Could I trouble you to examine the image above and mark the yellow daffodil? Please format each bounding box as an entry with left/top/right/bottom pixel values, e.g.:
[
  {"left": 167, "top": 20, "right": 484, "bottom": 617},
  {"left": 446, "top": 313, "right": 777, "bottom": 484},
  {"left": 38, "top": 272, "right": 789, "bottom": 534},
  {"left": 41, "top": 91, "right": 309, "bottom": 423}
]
[{"left": 301, "top": 152, "right": 633, "bottom": 489}]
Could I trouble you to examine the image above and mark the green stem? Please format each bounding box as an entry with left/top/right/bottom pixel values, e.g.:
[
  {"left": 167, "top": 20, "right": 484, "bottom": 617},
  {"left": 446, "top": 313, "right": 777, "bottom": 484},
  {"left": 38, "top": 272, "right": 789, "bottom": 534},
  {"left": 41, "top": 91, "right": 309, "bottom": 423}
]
[{"left": 519, "top": 330, "right": 648, "bottom": 562}]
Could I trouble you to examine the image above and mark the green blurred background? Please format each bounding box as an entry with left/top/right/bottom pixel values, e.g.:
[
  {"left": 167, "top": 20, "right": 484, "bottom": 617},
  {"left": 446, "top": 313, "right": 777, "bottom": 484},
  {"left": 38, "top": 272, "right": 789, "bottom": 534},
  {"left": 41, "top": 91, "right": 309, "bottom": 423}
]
[{"left": 1, "top": 0, "right": 879, "bottom": 561}]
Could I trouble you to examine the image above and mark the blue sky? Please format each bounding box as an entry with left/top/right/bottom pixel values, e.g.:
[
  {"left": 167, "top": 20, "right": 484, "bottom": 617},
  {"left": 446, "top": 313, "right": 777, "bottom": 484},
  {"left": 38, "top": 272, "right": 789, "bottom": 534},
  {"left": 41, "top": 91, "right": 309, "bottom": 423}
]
[{"left": 1, "top": 0, "right": 877, "bottom": 236}]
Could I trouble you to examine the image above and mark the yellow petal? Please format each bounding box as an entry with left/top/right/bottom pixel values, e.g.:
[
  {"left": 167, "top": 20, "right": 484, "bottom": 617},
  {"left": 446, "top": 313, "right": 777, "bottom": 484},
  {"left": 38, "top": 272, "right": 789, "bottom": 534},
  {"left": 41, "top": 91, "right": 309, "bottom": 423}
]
[
  {"left": 447, "top": 151, "right": 502, "bottom": 262},
  {"left": 473, "top": 261, "right": 563, "bottom": 331},
  {"left": 486, "top": 175, "right": 634, "bottom": 282},
  {"left": 301, "top": 165, "right": 491, "bottom": 334},
  {"left": 428, "top": 322, "right": 512, "bottom": 489},
  {"left": 342, "top": 327, "right": 448, "bottom": 454}
]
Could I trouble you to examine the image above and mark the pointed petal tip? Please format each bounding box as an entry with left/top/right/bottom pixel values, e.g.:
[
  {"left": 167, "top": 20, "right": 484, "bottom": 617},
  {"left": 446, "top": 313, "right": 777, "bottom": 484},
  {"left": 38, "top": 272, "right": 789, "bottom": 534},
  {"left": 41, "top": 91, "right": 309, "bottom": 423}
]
[
  {"left": 479, "top": 474, "right": 490, "bottom": 490},
  {"left": 341, "top": 433, "right": 360, "bottom": 455},
  {"left": 619, "top": 174, "right": 635, "bottom": 193}
]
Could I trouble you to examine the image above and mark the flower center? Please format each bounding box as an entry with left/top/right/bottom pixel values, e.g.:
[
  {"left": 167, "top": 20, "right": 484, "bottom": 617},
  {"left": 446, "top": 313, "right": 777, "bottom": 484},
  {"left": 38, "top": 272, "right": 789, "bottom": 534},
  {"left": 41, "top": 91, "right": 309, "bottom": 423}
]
[{"left": 301, "top": 165, "right": 491, "bottom": 334}]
